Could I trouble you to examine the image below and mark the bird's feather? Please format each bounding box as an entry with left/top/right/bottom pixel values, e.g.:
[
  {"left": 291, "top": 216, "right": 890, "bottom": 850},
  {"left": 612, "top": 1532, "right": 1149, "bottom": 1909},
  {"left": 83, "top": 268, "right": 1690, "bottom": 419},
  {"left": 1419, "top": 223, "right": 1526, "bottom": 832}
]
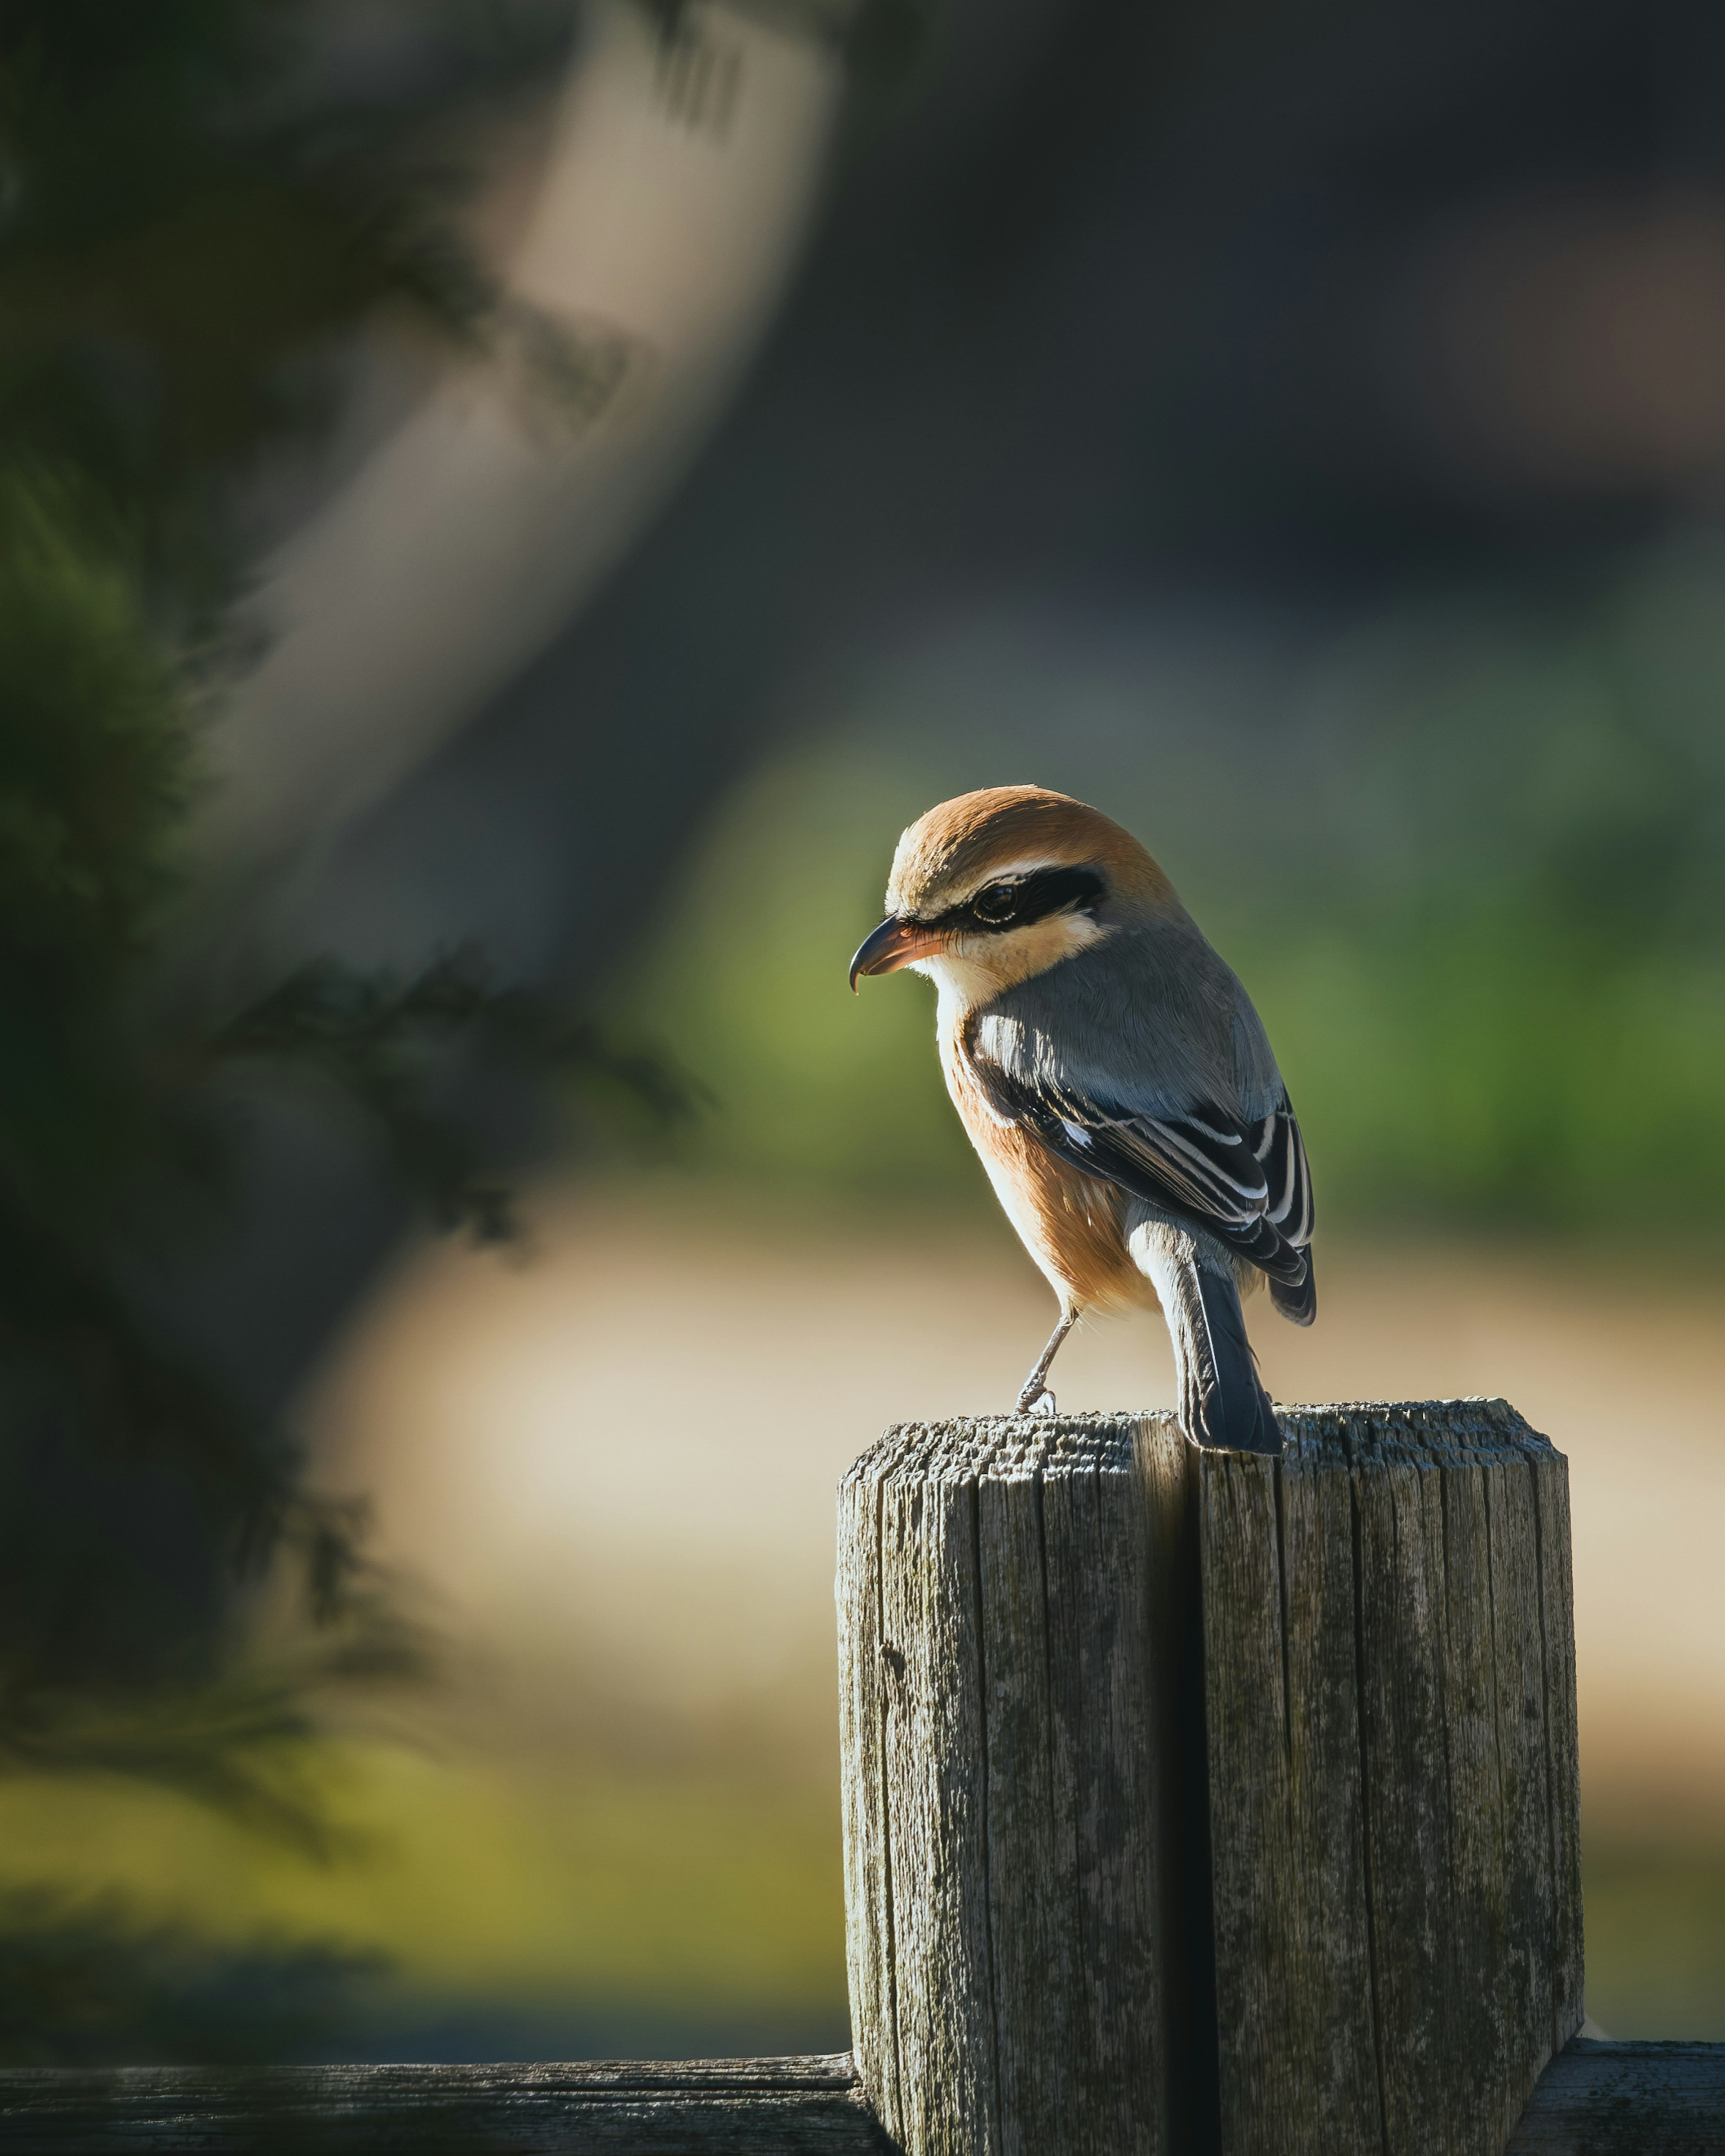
[
  {"left": 1128, "top": 1220, "right": 1282, "bottom": 1449},
  {"left": 1186, "top": 1254, "right": 1283, "bottom": 1451},
  {"left": 966, "top": 1008, "right": 1314, "bottom": 1308},
  {"left": 959, "top": 923, "right": 1315, "bottom": 1310}
]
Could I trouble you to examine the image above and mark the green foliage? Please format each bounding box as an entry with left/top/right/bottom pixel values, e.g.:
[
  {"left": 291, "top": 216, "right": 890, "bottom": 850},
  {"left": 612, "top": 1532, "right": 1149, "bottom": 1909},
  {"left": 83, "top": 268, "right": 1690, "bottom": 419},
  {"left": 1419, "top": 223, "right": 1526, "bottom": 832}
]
[
  {"left": 217, "top": 950, "right": 703, "bottom": 1245},
  {"left": 0, "top": 1646, "right": 422, "bottom": 1863},
  {"left": 0, "top": 468, "right": 190, "bottom": 966},
  {"left": 0, "top": 466, "right": 678, "bottom": 1671},
  {"left": 0, "top": 465, "right": 193, "bottom": 1250},
  {"left": 0, "top": 0, "right": 706, "bottom": 2061},
  {"left": 0, "top": 1886, "right": 380, "bottom": 2066},
  {"left": 0, "top": 1, "right": 571, "bottom": 609},
  {"left": 0, "top": 0, "right": 672, "bottom": 1690}
]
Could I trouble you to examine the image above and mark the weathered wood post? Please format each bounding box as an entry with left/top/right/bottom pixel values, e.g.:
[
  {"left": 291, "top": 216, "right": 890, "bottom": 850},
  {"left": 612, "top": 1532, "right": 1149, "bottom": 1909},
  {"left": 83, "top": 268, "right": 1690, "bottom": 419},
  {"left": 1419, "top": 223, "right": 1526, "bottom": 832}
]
[
  {"left": 837, "top": 1417, "right": 1193, "bottom": 2155},
  {"left": 837, "top": 1399, "right": 1585, "bottom": 2156}
]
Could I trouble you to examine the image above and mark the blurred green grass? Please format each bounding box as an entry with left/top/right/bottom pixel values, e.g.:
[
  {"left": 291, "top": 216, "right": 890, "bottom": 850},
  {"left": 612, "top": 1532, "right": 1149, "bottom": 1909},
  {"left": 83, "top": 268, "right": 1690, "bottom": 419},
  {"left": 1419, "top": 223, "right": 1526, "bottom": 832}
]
[
  {"left": 0, "top": 1743, "right": 848, "bottom": 2059},
  {"left": 5, "top": 1746, "right": 1721, "bottom": 2048},
  {"left": 1584, "top": 1843, "right": 1725, "bottom": 2039}
]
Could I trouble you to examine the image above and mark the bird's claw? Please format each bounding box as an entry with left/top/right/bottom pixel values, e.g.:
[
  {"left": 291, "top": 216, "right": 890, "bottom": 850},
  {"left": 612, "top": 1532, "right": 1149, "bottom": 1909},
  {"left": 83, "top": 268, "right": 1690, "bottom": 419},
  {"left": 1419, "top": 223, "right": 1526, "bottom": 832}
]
[{"left": 1017, "top": 1387, "right": 1057, "bottom": 1418}]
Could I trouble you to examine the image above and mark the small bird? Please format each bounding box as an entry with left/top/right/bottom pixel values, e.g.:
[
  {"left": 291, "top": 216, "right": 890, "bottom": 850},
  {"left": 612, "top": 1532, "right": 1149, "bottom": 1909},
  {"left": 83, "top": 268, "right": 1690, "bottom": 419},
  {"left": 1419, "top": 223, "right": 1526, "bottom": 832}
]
[{"left": 849, "top": 785, "right": 1314, "bottom": 1452}]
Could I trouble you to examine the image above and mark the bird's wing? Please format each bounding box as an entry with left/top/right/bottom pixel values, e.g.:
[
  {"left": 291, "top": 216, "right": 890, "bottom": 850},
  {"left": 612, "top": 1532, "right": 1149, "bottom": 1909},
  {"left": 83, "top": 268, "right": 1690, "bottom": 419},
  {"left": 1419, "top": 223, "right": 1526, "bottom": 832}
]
[
  {"left": 970, "top": 1044, "right": 1315, "bottom": 1301},
  {"left": 1252, "top": 1102, "right": 1316, "bottom": 1321},
  {"left": 1251, "top": 1098, "right": 1314, "bottom": 1251}
]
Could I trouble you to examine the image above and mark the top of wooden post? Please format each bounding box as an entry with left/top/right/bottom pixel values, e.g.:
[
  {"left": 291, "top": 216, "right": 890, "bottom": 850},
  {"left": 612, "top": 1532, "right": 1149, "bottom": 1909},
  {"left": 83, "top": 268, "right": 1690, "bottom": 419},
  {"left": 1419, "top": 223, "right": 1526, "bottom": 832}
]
[{"left": 843, "top": 1396, "right": 1558, "bottom": 1489}]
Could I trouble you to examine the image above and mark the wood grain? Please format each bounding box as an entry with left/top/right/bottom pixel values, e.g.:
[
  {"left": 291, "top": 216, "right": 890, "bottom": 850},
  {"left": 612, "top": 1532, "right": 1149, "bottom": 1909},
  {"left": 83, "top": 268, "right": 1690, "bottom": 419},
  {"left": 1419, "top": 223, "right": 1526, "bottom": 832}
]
[
  {"left": 838, "top": 1417, "right": 1188, "bottom": 2156},
  {"left": 1198, "top": 1444, "right": 1380, "bottom": 2150},
  {"left": 1505, "top": 2039, "right": 1725, "bottom": 2154},
  {"left": 844, "top": 1402, "right": 1586, "bottom": 2156},
  {"left": 1199, "top": 1401, "right": 1586, "bottom": 2156},
  {"left": 0, "top": 2054, "right": 889, "bottom": 2152},
  {"left": 3, "top": 2041, "right": 1720, "bottom": 2153}
]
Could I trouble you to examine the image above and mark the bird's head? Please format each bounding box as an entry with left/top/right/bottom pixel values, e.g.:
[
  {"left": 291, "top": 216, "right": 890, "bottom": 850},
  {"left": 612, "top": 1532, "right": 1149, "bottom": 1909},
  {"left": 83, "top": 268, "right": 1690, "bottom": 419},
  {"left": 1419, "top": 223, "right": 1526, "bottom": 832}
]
[{"left": 849, "top": 785, "right": 1175, "bottom": 1006}]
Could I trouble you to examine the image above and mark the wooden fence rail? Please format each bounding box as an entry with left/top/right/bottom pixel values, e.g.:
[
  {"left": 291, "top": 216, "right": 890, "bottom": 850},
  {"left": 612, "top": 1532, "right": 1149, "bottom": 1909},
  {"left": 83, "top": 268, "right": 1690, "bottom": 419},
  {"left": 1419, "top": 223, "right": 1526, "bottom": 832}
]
[
  {"left": 3, "top": 1401, "right": 1721, "bottom": 2154},
  {"left": 1, "top": 2041, "right": 1722, "bottom": 2152}
]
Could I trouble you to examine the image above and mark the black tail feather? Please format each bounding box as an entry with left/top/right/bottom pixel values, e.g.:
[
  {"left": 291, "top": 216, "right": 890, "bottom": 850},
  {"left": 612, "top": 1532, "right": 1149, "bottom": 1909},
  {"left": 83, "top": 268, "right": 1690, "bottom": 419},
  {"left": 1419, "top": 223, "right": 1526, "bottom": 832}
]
[{"left": 1177, "top": 1259, "right": 1281, "bottom": 1454}]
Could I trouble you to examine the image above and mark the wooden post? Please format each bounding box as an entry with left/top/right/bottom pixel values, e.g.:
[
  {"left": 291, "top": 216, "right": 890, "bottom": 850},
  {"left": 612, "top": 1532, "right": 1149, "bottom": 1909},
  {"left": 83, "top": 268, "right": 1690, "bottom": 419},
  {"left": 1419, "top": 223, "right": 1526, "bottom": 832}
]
[
  {"left": 838, "top": 1417, "right": 1192, "bottom": 2156},
  {"left": 837, "top": 1400, "right": 1585, "bottom": 2156}
]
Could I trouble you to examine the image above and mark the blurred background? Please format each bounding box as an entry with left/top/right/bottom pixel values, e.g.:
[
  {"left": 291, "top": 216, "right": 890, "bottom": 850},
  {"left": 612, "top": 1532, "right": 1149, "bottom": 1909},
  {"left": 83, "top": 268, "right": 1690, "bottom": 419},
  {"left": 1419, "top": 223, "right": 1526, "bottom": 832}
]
[{"left": 2, "top": 0, "right": 1723, "bottom": 2068}]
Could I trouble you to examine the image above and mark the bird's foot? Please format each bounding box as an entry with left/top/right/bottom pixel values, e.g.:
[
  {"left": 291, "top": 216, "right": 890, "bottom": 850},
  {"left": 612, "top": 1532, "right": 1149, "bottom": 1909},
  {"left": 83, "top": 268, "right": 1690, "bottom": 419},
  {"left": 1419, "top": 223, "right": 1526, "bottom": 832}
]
[{"left": 1017, "top": 1387, "right": 1058, "bottom": 1417}]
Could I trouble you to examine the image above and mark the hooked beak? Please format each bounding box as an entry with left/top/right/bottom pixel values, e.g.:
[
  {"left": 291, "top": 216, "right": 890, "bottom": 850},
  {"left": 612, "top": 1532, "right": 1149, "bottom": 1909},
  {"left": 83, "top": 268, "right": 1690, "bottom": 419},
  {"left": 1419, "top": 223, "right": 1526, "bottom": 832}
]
[{"left": 849, "top": 915, "right": 948, "bottom": 991}]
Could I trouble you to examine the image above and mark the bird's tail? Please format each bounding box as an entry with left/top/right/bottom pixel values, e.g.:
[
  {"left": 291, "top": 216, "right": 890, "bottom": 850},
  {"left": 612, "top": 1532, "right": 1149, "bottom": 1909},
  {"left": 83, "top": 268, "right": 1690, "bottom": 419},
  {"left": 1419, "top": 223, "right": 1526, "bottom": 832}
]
[{"left": 1134, "top": 1228, "right": 1282, "bottom": 1454}]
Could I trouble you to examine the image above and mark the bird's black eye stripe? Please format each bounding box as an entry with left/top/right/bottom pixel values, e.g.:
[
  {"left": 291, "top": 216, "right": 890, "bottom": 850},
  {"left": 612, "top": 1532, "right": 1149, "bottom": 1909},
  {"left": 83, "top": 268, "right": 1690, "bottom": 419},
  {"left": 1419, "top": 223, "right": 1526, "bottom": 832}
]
[{"left": 933, "top": 865, "right": 1106, "bottom": 934}]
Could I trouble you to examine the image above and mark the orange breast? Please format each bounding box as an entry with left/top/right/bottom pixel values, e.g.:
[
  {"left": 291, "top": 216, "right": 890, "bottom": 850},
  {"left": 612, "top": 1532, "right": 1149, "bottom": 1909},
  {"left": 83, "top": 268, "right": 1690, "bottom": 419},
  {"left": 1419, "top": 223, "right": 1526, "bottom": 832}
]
[{"left": 941, "top": 1037, "right": 1153, "bottom": 1317}]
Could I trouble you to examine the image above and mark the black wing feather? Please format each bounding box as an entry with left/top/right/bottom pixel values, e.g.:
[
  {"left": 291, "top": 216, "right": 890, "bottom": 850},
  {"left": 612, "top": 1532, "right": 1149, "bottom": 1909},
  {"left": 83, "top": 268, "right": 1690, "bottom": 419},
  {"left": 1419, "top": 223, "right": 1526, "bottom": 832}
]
[{"left": 975, "top": 1056, "right": 1315, "bottom": 1310}]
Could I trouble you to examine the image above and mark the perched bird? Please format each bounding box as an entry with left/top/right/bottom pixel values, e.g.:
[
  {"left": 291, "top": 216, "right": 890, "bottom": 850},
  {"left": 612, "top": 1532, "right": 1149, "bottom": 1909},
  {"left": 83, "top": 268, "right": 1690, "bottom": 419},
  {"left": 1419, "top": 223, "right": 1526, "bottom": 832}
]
[{"left": 849, "top": 785, "right": 1314, "bottom": 1453}]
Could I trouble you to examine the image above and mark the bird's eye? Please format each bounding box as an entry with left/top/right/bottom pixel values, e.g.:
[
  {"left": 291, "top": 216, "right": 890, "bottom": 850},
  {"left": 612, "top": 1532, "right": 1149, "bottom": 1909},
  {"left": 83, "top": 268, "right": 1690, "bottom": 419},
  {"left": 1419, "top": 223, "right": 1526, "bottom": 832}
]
[{"left": 972, "top": 883, "right": 1018, "bottom": 925}]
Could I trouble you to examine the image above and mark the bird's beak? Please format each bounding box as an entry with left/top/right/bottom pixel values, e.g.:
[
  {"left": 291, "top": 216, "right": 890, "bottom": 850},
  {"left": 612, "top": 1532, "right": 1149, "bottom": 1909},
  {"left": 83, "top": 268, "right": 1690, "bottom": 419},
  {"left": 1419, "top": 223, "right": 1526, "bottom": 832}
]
[{"left": 849, "top": 915, "right": 947, "bottom": 991}]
